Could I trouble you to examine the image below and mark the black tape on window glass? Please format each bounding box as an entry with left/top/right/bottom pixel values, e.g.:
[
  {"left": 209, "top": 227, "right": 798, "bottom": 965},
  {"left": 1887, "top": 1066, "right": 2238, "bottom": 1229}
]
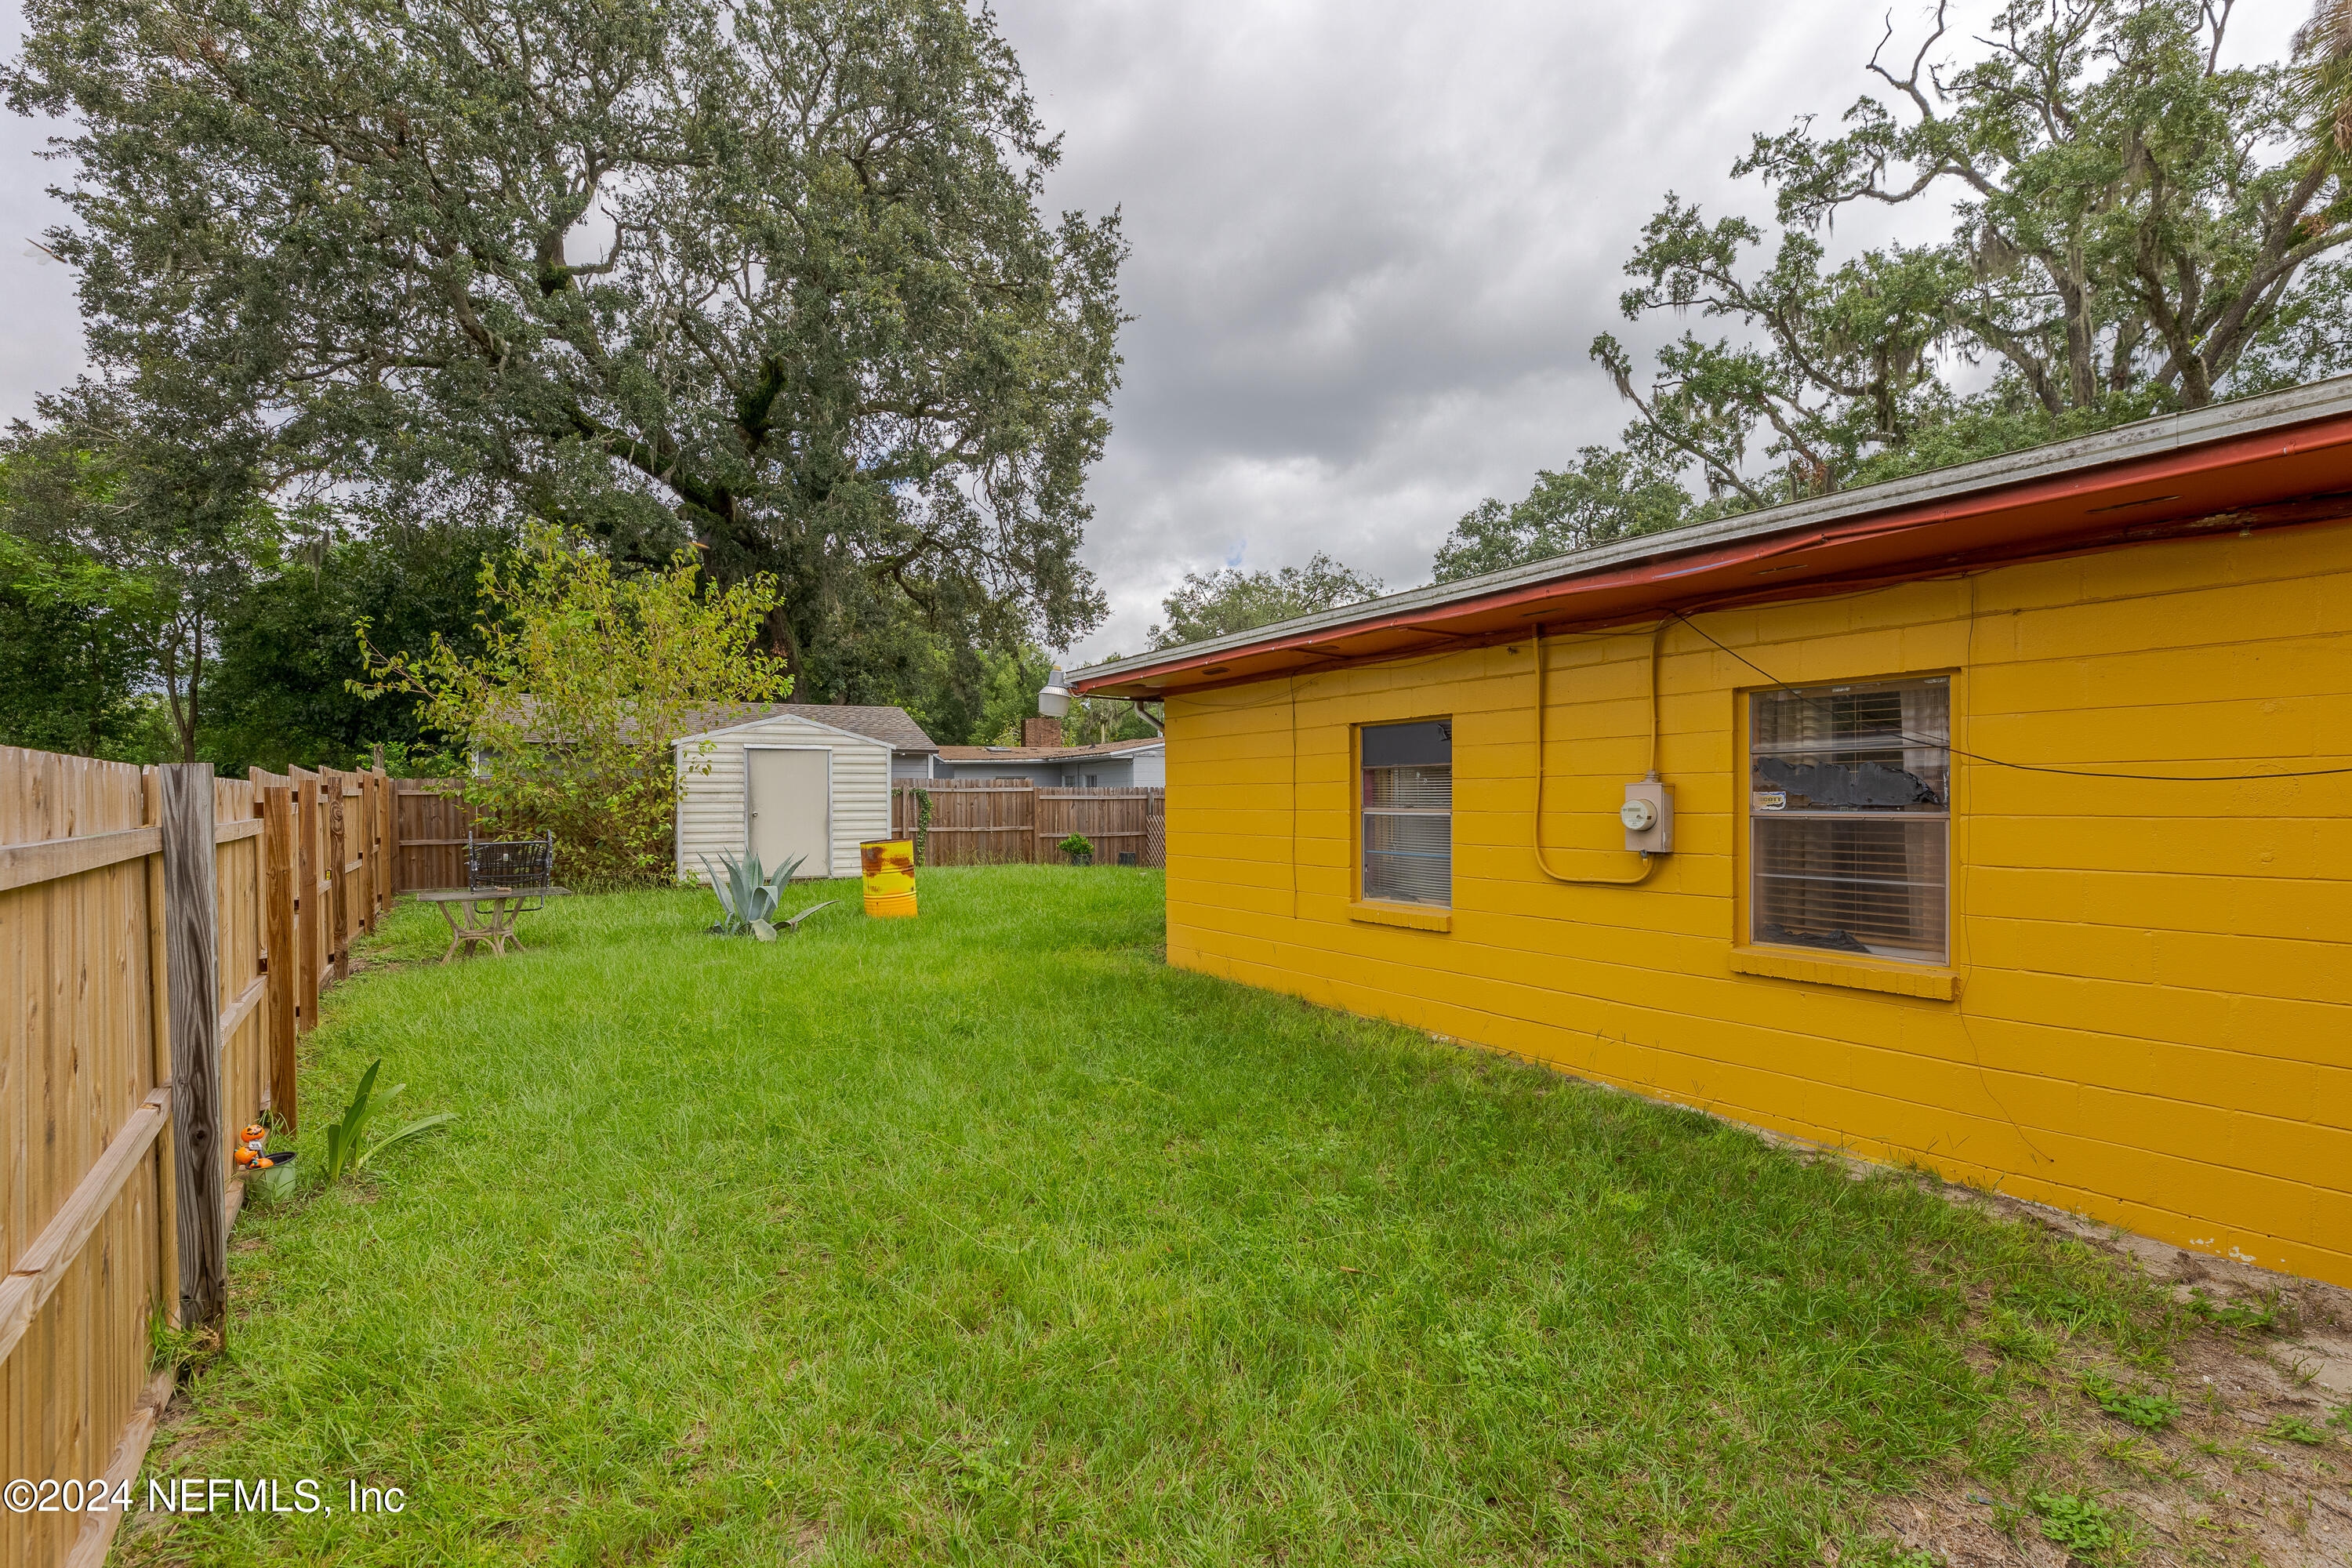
[{"left": 1361, "top": 720, "right": 1451, "bottom": 769}]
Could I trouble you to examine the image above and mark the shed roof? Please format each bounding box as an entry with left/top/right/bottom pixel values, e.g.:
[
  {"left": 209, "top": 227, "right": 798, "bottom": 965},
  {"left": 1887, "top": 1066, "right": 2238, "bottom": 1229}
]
[
  {"left": 670, "top": 702, "right": 938, "bottom": 750},
  {"left": 1071, "top": 376, "right": 2352, "bottom": 699}
]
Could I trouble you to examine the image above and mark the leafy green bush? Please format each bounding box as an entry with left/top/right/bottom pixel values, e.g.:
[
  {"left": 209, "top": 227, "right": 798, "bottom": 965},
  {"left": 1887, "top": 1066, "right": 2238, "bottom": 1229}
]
[
  {"left": 359, "top": 526, "right": 790, "bottom": 888},
  {"left": 1058, "top": 833, "right": 1094, "bottom": 862},
  {"left": 2265, "top": 1414, "right": 2330, "bottom": 1445},
  {"left": 2030, "top": 1493, "right": 2115, "bottom": 1558},
  {"left": 2079, "top": 1371, "right": 2178, "bottom": 1430},
  {"left": 2185, "top": 1290, "right": 2278, "bottom": 1334}
]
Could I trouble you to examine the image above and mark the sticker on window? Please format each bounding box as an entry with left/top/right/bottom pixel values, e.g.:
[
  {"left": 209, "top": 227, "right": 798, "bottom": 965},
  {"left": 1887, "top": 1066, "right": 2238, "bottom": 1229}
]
[{"left": 1751, "top": 791, "right": 1788, "bottom": 811}]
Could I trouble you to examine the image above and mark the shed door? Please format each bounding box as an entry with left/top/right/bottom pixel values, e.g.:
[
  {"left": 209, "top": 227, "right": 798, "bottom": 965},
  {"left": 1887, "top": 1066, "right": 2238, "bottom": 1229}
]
[{"left": 746, "top": 747, "right": 830, "bottom": 877}]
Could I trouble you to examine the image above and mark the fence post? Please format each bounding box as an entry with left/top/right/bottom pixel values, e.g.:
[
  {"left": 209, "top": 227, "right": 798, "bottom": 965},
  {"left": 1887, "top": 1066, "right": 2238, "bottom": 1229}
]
[
  {"left": 374, "top": 770, "right": 391, "bottom": 920},
  {"left": 385, "top": 774, "right": 404, "bottom": 896},
  {"left": 159, "top": 763, "right": 227, "bottom": 1337},
  {"left": 260, "top": 780, "right": 299, "bottom": 1133},
  {"left": 140, "top": 770, "right": 183, "bottom": 1329},
  {"left": 363, "top": 771, "right": 379, "bottom": 931},
  {"left": 291, "top": 770, "right": 319, "bottom": 1032},
  {"left": 352, "top": 771, "right": 372, "bottom": 935},
  {"left": 328, "top": 772, "right": 349, "bottom": 982}
]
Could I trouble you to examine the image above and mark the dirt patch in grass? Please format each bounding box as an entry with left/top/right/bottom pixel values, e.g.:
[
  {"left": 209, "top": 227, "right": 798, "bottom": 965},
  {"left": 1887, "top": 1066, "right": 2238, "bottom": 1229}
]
[{"left": 1861, "top": 1185, "right": 2352, "bottom": 1566}]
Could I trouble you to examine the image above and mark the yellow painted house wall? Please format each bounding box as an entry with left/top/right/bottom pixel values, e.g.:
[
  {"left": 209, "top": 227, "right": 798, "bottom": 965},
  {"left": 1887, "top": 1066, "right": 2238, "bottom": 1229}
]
[{"left": 1163, "top": 521, "right": 2352, "bottom": 1286}]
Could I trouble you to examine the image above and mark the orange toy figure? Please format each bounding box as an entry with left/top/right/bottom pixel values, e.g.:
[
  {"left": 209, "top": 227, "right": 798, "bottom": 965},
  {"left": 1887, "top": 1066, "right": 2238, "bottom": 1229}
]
[{"left": 234, "top": 1145, "right": 258, "bottom": 1167}]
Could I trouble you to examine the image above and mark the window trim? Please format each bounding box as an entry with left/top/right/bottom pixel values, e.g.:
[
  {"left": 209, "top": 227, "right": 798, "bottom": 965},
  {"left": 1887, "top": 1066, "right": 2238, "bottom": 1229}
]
[
  {"left": 1736, "top": 671, "right": 1962, "bottom": 996},
  {"left": 1349, "top": 900, "right": 1454, "bottom": 932},
  {"left": 1353, "top": 716, "right": 1455, "bottom": 917}
]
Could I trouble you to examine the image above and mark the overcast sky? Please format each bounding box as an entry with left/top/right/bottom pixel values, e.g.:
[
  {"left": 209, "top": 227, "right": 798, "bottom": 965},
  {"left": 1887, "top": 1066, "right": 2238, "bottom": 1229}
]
[{"left": 0, "top": 1, "right": 2310, "bottom": 660}]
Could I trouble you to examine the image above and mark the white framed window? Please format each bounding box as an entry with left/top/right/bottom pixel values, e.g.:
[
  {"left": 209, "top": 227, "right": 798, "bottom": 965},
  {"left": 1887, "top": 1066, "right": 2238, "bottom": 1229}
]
[
  {"left": 1361, "top": 719, "right": 1452, "bottom": 906},
  {"left": 1748, "top": 676, "right": 1950, "bottom": 964}
]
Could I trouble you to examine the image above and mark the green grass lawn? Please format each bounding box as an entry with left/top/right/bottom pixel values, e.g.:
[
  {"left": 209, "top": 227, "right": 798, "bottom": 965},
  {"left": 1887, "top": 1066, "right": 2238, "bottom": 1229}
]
[{"left": 126, "top": 867, "right": 2171, "bottom": 1566}]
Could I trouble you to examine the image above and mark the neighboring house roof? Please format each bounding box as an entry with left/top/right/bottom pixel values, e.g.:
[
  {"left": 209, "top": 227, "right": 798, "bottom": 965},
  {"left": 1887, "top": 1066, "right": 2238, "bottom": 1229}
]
[
  {"left": 1071, "top": 374, "right": 2352, "bottom": 699},
  {"left": 934, "top": 738, "right": 1165, "bottom": 764},
  {"left": 668, "top": 702, "right": 938, "bottom": 751}
]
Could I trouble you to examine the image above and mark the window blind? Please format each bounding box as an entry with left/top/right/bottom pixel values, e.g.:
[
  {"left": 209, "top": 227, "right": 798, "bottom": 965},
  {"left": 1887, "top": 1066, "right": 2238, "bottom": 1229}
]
[
  {"left": 1362, "top": 720, "right": 1451, "bottom": 907},
  {"left": 1750, "top": 677, "right": 1949, "bottom": 964}
]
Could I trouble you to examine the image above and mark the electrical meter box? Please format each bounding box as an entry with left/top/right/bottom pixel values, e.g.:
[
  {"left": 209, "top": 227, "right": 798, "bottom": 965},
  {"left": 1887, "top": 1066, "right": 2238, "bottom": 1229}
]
[{"left": 1620, "top": 779, "right": 1675, "bottom": 854}]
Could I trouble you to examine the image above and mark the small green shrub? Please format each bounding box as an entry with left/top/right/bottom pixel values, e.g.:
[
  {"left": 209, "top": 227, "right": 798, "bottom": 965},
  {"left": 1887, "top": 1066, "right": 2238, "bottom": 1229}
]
[
  {"left": 2186, "top": 1290, "right": 2278, "bottom": 1333},
  {"left": 2030, "top": 1493, "right": 2115, "bottom": 1558},
  {"left": 1843, "top": 1541, "right": 1944, "bottom": 1568},
  {"left": 2081, "top": 1371, "right": 2179, "bottom": 1430},
  {"left": 2265, "top": 1414, "right": 2329, "bottom": 1445},
  {"left": 1058, "top": 833, "right": 1094, "bottom": 862}
]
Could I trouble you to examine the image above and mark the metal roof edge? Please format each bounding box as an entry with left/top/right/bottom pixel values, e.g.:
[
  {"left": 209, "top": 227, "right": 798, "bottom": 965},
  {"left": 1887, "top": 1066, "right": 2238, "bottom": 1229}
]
[{"left": 1072, "top": 374, "right": 2352, "bottom": 689}]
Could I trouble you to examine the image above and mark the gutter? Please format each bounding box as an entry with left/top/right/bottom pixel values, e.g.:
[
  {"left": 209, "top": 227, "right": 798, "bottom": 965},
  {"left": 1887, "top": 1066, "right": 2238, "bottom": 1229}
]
[{"left": 1073, "top": 375, "right": 2352, "bottom": 699}]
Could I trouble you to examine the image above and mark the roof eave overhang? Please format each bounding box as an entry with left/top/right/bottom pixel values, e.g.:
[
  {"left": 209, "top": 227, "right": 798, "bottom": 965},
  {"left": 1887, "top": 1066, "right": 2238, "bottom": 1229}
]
[{"left": 1071, "top": 379, "right": 2352, "bottom": 701}]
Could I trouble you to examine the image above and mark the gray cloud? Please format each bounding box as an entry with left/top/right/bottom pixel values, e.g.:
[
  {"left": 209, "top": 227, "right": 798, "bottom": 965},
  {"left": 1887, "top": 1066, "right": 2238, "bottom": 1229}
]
[
  {"left": 989, "top": 0, "right": 2307, "bottom": 659},
  {"left": 992, "top": 0, "right": 1959, "bottom": 657},
  {"left": 0, "top": 0, "right": 2308, "bottom": 659},
  {"left": 0, "top": 0, "right": 85, "bottom": 423}
]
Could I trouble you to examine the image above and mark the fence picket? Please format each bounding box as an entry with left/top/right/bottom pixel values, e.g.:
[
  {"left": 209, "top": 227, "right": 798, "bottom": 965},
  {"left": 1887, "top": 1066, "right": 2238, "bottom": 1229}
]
[
  {"left": 160, "top": 764, "right": 227, "bottom": 1337},
  {"left": 1, "top": 747, "right": 389, "bottom": 1568},
  {"left": 889, "top": 782, "right": 1164, "bottom": 867},
  {"left": 389, "top": 779, "right": 477, "bottom": 891}
]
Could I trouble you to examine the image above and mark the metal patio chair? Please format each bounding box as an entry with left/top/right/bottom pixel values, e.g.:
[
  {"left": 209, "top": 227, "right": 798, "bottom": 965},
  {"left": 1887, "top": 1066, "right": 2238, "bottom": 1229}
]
[{"left": 413, "top": 832, "right": 567, "bottom": 962}]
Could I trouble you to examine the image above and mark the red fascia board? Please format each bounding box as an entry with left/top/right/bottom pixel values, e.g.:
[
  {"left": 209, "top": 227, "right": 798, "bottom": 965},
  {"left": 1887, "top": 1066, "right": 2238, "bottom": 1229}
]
[{"left": 1076, "top": 413, "right": 2352, "bottom": 699}]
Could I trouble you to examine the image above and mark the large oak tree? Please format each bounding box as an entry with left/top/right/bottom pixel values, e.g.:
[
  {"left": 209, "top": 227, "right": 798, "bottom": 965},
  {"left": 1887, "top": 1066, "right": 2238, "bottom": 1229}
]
[
  {"left": 1440, "top": 0, "right": 2352, "bottom": 581},
  {"left": 7, "top": 0, "right": 1126, "bottom": 699}
]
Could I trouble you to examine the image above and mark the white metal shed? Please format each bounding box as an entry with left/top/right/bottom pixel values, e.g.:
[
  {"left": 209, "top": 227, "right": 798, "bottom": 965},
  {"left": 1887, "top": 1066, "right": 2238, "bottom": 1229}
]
[{"left": 672, "top": 708, "right": 893, "bottom": 882}]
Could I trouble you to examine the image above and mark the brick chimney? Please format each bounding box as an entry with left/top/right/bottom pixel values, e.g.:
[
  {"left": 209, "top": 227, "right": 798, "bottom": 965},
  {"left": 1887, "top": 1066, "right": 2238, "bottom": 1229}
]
[{"left": 1022, "top": 716, "right": 1063, "bottom": 749}]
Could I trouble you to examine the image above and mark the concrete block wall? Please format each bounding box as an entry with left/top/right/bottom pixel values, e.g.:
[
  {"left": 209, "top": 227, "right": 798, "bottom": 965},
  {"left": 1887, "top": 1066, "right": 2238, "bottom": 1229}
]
[{"left": 1163, "top": 521, "right": 2352, "bottom": 1285}]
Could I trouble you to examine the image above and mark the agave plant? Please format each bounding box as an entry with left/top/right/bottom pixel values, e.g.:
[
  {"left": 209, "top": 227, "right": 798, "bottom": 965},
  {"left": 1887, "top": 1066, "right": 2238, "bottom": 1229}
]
[{"left": 701, "top": 849, "right": 806, "bottom": 940}]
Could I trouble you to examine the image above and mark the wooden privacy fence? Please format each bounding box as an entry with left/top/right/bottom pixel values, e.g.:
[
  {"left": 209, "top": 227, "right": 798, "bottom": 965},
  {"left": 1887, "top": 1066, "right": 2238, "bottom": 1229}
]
[
  {"left": 389, "top": 777, "right": 477, "bottom": 892},
  {"left": 891, "top": 781, "right": 1165, "bottom": 867},
  {"left": 0, "top": 748, "right": 390, "bottom": 1568}
]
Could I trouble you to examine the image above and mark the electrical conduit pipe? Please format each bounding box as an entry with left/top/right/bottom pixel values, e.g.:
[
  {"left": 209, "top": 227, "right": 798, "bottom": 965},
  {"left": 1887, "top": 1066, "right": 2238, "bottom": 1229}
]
[{"left": 1533, "top": 618, "right": 1667, "bottom": 887}]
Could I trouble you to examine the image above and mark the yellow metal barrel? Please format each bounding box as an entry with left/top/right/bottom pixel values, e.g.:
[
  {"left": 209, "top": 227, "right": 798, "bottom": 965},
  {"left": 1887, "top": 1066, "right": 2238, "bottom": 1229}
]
[{"left": 859, "top": 838, "right": 917, "bottom": 918}]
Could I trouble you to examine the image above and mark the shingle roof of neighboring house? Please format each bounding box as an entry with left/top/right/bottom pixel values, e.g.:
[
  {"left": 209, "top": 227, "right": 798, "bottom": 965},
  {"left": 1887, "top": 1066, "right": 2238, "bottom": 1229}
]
[
  {"left": 672, "top": 702, "right": 938, "bottom": 751},
  {"left": 934, "top": 738, "right": 1164, "bottom": 763}
]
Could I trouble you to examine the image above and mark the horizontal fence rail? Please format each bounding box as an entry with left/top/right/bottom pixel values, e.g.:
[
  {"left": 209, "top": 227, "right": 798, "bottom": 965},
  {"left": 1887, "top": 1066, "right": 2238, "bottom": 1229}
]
[
  {"left": 1, "top": 747, "right": 390, "bottom": 1568},
  {"left": 891, "top": 781, "right": 1165, "bottom": 868}
]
